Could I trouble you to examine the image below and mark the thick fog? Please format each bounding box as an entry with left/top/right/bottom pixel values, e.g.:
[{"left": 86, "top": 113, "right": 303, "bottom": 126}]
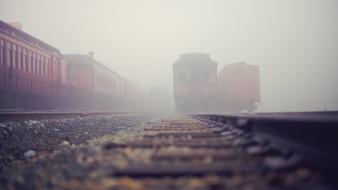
[{"left": 1, "top": 0, "right": 337, "bottom": 112}]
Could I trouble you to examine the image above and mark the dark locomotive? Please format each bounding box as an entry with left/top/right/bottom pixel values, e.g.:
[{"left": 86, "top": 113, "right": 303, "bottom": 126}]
[{"left": 173, "top": 53, "right": 218, "bottom": 112}]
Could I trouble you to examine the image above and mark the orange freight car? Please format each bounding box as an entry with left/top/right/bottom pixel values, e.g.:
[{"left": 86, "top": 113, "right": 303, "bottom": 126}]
[{"left": 217, "top": 62, "right": 260, "bottom": 112}]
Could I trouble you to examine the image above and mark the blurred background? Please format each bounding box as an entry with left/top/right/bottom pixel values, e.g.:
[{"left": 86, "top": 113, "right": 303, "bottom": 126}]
[{"left": 1, "top": 0, "right": 337, "bottom": 112}]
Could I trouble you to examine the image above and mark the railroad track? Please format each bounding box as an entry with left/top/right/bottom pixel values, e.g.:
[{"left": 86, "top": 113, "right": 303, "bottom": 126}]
[
  {"left": 1, "top": 112, "right": 338, "bottom": 189},
  {"left": 0, "top": 111, "right": 144, "bottom": 121},
  {"left": 89, "top": 113, "right": 337, "bottom": 189},
  {"left": 197, "top": 112, "right": 338, "bottom": 174}
]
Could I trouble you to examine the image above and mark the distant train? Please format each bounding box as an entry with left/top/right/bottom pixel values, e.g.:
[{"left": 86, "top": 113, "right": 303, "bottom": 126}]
[
  {"left": 173, "top": 53, "right": 218, "bottom": 112},
  {"left": 0, "top": 20, "right": 144, "bottom": 110},
  {"left": 173, "top": 53, "right": 260, "bottom": 112}
]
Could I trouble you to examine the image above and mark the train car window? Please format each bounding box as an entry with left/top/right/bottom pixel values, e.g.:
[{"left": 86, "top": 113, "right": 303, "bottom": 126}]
[
  {"left": 32, "top": 54, "right": 36, "bottom": 75},
  {"left": 0, "top": 47, "right": 2, "bottom": 66},
  {"left": 22, "top": 55, "right": 26, "bottom": 72},
  {"left": 28, "top": 56, "right": 33, "bottom": 73},
  {"left": 3, "top": 46, "right": 5, "bottom": 66},
  {"left": 0, "top": 46, "right": 3, "bottom": 65},
  {"left": 42, "top": 62, "right": 45, "bottom": 77},
  {"left": 47, "top": 58, "right": 50, "bottom": 79},
  {"left": 52, "top": 60, "right": 55, "bottom": 80},
  {"left": 9, "top": 49, "right": 12, "bottom": 68},
  {"left": 6, "top": 49, "right": 10, "bottom": 67},
  {"left": 21, "top": 50, "right": 24, "bottom": 71},
  {"left": 44, "top": 59, "right": 47, "bottom": 77},
  {"left": 12, "top": 45, "right": 16, "bottom": 70},
  {"left": 43, "top": 60, "right": 46, "bottom": 78},
  {"left": 41, "top": 58, "right": 44, "bottom": 77},
  {"left": 26, "top": 50, "right": 29, "bottom": 73},
  {"left": 39, "top": 61, "right": 42, "bottom": 76},
  {"left": 6, "top": 42, "right": 10, "bottom": 67},
  {"left": 0, "top": 40, "right": 3, "bottom": 65},
  {"left": 35, "top": 57, "right": 38, "bottom": 75},
  {"left": 56, "top": 58, "right": 59, "bottom": 79},
  {"left": 36, "top": 54, "right": 40, "bottom": 76},
  {"left": 44, "top": 62, "right": 47, "bottom": 77},
  {"left": 22, "top": 49, "right": 26, "bottom": 72},
  {"left": 39, "top": 57, "right": 42, "bottom": 76},
  {"left": 12, "top": 51, "right": 16, "bottom": 70},
  {"left": 33, "top": 58, "right": 38, "bottom": 75},
  {"left": 1, "top": 46, "right": 3, "bottom": 66},
  {"left": 54, "top": 58, "right": 58, "bottom": 78},
  {"left": 45, "top": 58, "right": 48, "bottom": 79},
  {"left": 51, "top": 58, "right": 54, "bottom": 79},
  {"left": 17, "top": 50, "right": 21, "bottom": 71},
  {"left": 47, "top": 58, "right": 49, "bottom": 78},
  {"left": 26, "top": 53, "right": 28, "bottom": 73},
  {"left": 46, "top": 60, "right": 48, "bottom": 77},
  {"left": 34, "top": 55, "right": 37, "bottom": 75},
  {"left": 29, "top": 54, "right": 33, "bottom": 74},
  {"left": 40, "top": 60, "right": 43, "bottom": 77}
]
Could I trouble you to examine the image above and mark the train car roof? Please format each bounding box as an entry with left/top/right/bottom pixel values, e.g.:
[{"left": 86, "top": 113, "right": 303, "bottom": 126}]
[
  {"left": 64, "top": 54, "right": 145, "bottom": 96},
  {"left": 221, "top": 62, "right": 259, "bottom": 68},
  {"left": 219, "top": 62, "right": 259, "bottom": 73},
  {"left": 180, "top": 52, "right": 211, "bottom": 60},
  {"left": 174, "top": 52, "right": 217, "bottom": 66},
  {"left": 63, "top": 54, "right": 125, "bottom": 79},
  {"left": 0, "top": 20, "right": 60, "bottom": 54}
]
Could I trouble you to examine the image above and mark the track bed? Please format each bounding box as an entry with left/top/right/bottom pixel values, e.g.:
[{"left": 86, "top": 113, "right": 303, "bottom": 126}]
[{"left": 1, "top": 114, "right": 336, "bottom": 190}]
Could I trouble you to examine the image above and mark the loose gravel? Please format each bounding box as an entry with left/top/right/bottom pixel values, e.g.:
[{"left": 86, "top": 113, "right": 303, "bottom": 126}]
[{"left": 0, "top": 113, "right": 156, "bottom": 173}]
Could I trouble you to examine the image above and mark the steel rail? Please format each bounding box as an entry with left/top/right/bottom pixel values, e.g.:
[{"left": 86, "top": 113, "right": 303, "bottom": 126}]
[{"left": 195, "top": 112, "right": 338, "bottom": 175}]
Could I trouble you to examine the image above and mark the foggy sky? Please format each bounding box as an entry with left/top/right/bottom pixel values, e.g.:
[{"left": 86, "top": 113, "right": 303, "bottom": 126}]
[{"left": 1, "top": 0, "right": 337, "bottom": 112}]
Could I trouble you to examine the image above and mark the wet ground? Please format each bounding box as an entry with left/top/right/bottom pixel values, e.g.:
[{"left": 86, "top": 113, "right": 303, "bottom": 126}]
[{"left": 0, "top": 114, "right": 335, "bottom": 190}]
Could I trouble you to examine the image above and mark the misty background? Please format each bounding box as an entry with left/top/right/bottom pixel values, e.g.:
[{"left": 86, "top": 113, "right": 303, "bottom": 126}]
[{"left": 1, "top": 0, "right": 337, "bottom": 112}]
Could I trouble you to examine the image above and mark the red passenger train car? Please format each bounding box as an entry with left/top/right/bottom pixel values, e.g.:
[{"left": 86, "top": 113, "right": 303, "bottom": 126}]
[
  {"left": 63, "top": 54, "right": 140, "bottom": 110},
  {"left": 0, "top": 20, "right": 145, "bottom": 110},
  {"left": 0, "top": 20, "right": 63, "bottom": 109}
]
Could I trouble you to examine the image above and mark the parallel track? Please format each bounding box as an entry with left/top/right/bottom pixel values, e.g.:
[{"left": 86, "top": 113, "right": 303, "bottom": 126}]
[{"left": 0, "top": 111, "right": 142, "bottom": 121}]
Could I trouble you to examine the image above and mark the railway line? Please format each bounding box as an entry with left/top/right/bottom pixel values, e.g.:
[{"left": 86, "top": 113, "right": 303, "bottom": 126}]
[
  {"left": 0, "top": 112, "right": 337, "bottom": 189},
  {"left": 0, "top": 111, "right": 143, "bottom": 121}
]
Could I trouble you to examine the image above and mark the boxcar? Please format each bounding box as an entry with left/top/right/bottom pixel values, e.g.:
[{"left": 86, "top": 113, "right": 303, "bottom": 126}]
[{"left": 217, "top": 62, "right": 260, "bottom": 112}]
